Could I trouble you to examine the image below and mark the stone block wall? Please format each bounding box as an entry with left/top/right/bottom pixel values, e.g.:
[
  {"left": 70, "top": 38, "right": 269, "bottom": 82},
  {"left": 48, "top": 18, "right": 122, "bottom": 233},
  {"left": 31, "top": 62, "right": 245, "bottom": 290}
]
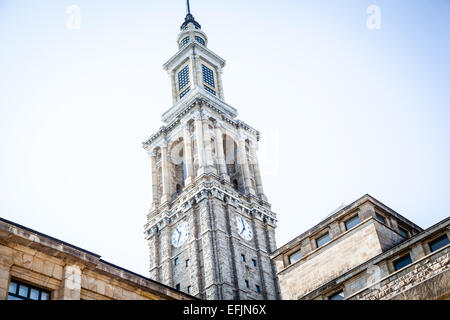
[{"left": 351, "top": 247, "right": 449, "bottom": 300}]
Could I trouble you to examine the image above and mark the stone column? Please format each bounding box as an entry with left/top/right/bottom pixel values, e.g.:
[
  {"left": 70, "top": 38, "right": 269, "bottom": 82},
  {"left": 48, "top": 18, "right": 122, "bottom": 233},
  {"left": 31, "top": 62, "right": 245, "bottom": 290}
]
[
  {"left": 183, "top": 124, "right": 194, "bottom": 186},
  {"left": 238, "top": 136, "right": 256, "bottom": 196},
  {"left": 217, "top": 67, "right": 224, "bottom": 100},
  {"left": 161, "top": 143, "right": 171, "bottom": 203},
  {"left": 215, "top": 126, "right": 229, "bottom": 182},
  {"left": 0, "top": 245, "right": 13, "bottom": 300},
  {"left": 250, "top": 143, "right": 267, "bottom": 201},
  {"left": 150, "top": 150, "right": 159, "bottom": 208},
  {"left": 56, "top": 264, "right": 82, "bottom": 300},
  {"left": 203, "top": 121, "right": 216, "bottom": 174},
  {"left": 194, "top": 115, "right": 206, "bottom": 176},
  {"left": 170, "top": 71, "right": 177, "bottom": 104}
]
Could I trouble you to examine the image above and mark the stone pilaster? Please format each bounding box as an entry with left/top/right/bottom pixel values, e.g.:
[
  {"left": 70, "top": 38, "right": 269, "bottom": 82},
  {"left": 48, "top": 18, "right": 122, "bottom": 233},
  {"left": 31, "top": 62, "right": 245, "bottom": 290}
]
[
  {"left": 170, "top": 71, "right": 177, "bottom": 104},
  {"left": 194, "top": 116, "right": 206, "bottom": 176},
  {"left": 198, "top": 199, "right": 220, "bottom": 300},
  {"left": 161, "top": 142, "right": 170, "bottom": 203},
  {"left": 55, "top": 264, "right": 82, "bottom": 300},
  {"left": 159, "top": 227, "right": 173, "bottom": 287},
  {"left": 150, "top": 150, "right": 159, "bottom": 208},
  {"left": 183, "top": 124, "right": 194, "bottom": 186},
  {"left": 217, "top": 67, "right": 224, "bottom": 100},
  {"left": 0, "top": 245, "right": 13, "bottom": 300}
]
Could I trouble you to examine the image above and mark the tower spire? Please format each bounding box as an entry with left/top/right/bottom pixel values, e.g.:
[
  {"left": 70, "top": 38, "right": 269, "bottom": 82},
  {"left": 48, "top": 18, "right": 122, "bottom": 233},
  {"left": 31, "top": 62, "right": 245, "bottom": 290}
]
[
  {"left": 186, "top": 0, "right": 191, "bottom": 15},
  {"left": 180, "top": 0, "right": 201, "bottom": 30}
]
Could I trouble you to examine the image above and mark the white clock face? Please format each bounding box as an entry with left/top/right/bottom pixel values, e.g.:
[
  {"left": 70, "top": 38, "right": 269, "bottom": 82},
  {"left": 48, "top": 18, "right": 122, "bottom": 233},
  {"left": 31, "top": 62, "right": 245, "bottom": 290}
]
[
  {"left": 236, "top": 216, "right": 253, "bottom": 241},
  {"left": 172, "top": 221, "right": 188, "bottom": 248}
]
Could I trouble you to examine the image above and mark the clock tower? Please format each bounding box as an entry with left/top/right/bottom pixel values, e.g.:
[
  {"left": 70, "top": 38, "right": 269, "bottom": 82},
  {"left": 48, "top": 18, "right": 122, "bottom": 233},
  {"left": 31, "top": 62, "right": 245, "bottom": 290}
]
[{"left": 143, "top": 2, "right": 280, "bottom": 300}]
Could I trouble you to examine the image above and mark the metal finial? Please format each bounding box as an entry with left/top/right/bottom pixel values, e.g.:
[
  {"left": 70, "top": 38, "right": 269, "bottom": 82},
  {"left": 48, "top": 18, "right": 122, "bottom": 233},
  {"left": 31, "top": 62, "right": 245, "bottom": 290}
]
[{"left": 186, "top": 0, "right": 191, "bottom": 15}]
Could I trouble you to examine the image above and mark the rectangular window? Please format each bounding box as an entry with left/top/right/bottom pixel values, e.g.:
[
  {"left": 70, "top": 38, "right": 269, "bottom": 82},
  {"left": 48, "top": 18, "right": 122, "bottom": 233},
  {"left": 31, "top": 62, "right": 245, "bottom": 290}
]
[
  {"left": 393, "top": 254, "right": 412, "bottom": 271},
  {"left": 288, "top": 250, "right": 302, "bottom": 264},
  {"left": 255, "top": 285, "right": 261, "bottom": 293},
  {"left": 398, "top": 227, "right": 408, "bottom": 238},
  {"left": 328, "top": 290, "right": 344, "bottom": 300},
  {"left": 201, "top": 64, "right": 215, "bottom": 88},
  {"left": 344, "top": 215, "right": 361, "bottom": 231},
  {"left": 251, "top": 259, "right": 257, "bottom": 267},
  {"left": 185, "top": 259, "right": 190, "bottom": 267},
  {"left": 187, "top": 286, "right": 192, "bottom": 294},
  {"left": 174, "top": 258, "right": 179, "bottom": 266},
  {"left": 175, "top": 283, "right": 181, "bottom": 291},
  {"left": 316, "top": 232, "right": 330, "bottom": 248},
  {"left": 375, "top": 213, "right": 387, "bottom": 224},
  {"left": 244, "top": 280, "right": 249, "bottom": 289},
  {"left": 178, "top": 65, "right": 190, "bottom": 91},
  {"left": 8, "top": 280, "right": 50, "bottom": 300},
  {"left": 241, "top": 254, "right": 246, "bottom": 262},
  {"left": 429, "top": 234, "right": 450, "bottom": 252}
]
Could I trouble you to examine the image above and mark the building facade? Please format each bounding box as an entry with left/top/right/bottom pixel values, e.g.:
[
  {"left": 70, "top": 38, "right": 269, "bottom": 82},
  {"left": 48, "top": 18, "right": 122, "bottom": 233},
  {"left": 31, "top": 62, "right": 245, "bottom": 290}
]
[
  {"left": 0, "top": 217, "right": 193, "bottom": 300},
  {"left": 142, "top": 10, "right": 280, "bottom": 300},
  {"left": 271, "top": 194, "right": 450, "bottom": 300}
]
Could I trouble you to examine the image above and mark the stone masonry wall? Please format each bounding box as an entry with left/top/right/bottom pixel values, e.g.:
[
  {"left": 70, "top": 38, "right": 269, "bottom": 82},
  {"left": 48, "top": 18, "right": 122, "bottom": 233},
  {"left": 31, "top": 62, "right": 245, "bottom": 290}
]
[{"left": 351, "top": 247, "right": 449, "bottom": 300}]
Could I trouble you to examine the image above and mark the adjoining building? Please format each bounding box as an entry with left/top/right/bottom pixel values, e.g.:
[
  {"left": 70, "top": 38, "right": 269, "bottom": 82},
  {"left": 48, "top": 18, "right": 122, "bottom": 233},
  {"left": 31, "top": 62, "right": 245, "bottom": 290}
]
[
  {"left": 0, "top": 217, "right": 194, "bottom": 300},
  {"left": 271, "top": 194, "right": 450, "bottom": 300}
]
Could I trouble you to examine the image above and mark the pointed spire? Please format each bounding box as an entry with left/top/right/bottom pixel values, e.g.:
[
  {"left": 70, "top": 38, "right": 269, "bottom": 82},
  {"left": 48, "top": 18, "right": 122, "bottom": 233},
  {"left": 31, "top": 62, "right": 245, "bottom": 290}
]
[
  {"left": 186, "top": 0, "right": 191, "bottom": 15},
  {"left": 181, "top": 0, "right": 201, "bottom": 30}
]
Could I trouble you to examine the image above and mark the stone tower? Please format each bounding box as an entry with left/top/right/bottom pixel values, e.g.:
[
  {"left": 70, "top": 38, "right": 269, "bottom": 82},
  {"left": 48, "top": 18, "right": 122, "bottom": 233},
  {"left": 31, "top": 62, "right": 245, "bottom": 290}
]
[{"left": 143, "top": 4, "right": 280, "bottom": 300}]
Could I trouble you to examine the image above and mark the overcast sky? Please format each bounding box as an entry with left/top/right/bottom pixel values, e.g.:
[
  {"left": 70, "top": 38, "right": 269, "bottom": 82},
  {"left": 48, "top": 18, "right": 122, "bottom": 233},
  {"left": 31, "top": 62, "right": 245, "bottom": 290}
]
[{"left": 1, "top": 0, "right": 449, "bottom": 277}]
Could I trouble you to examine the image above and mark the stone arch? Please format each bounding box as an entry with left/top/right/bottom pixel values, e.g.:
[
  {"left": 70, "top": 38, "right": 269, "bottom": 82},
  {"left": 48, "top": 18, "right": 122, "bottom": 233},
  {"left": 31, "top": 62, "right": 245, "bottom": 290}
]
[
  {"left": 223, "top": 134, "right": 244, "bottom": 193},
  {"left": 169, "top": 138, "right": 185, "bottom": 199}
]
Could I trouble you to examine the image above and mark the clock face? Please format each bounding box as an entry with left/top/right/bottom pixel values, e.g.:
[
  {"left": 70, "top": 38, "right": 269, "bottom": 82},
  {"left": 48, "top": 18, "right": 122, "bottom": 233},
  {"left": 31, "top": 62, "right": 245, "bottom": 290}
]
[
  {"left": 236, "top": 216, "right": 253, "bottom": 241},
  {"left": 172, "top": 221, "right": 188, "bottom": 248}
]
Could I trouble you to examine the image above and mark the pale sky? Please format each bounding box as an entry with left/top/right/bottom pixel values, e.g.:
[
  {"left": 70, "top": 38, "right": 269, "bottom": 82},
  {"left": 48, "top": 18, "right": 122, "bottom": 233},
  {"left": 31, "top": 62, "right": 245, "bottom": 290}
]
[{"left": 1, "top": 0, "right": 449, "bottom": 277}]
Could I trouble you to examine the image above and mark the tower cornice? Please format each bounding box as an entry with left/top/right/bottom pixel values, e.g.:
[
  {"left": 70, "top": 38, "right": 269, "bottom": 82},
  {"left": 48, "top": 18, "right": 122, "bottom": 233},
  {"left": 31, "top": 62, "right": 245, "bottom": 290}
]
[
  {"left": 163, "top": 41, "right": 226, "bottom": 72},
  {"left": 142, "top": 88, "right": 261, "bottom": 151}
]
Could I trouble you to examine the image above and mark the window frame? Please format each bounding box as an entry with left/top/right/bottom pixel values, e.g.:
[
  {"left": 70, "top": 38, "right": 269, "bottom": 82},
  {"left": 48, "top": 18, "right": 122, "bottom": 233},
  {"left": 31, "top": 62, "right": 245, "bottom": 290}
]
[
  {"left": 8, "top": 279, "right": 51, "bottom": 300},
  {"left": 177, "top": 63, "right": 191, "bottom": 99},
  {"left": 344, "top": 214, "right": 361, "bottom": 231},
  {"left": 375, "top": 213, "right": 387, "bottom": 225},
  {"left": 398, "top": 227, "right": 408, "bottom": 238},
  {"left": 428, "top": 234, "right": 450, "bottom": 253},
  {"left": 393, "top": 253, "right": 412, "bottom": 271},
  {"left": 200, "top": 61, "right": 217, "bottom": 96},
  {"left": 180, "top": 36, "right": 190, "bottom": 47},
  {"left": 288, "top": 249, "right": 303, "bottom": 264},
  {"left": 195, "top": 36, "right": 205, "bottom": 46},
  {"left": 328, "top": 289, "right": 345, "bottom": 300},
  {"left": 316, "top": 232, "right": 331, "bottom": 248}
]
